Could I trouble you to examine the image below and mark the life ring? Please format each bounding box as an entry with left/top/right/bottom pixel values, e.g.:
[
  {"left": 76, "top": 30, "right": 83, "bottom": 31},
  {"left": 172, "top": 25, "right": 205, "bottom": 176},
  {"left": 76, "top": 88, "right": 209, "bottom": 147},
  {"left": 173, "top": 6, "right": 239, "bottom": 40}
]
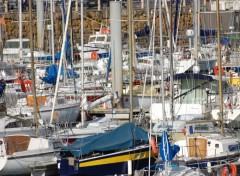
[
  {"left": 149, "top": 137, "right": 158, "bottom": 154},
  {"left": 91, "top": 51, "right": 98, "bottom": 60},
  {"left": 213, "top": 65, "right": 224, "bottom": 75}
]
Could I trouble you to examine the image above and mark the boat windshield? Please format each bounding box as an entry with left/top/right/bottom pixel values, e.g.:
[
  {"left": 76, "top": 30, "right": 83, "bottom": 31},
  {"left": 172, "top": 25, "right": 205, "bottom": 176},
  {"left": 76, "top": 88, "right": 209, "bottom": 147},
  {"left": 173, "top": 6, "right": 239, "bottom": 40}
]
[
  {"left": 5, "top": 41, "right": 29, "bottom": 49},
  {"left": 179, "top": 78, "right": 234, "bottom": 104},
  {"left": 96, "top": 36, "right": 106, "bottom": 42},
  {"left": 107, "top": 36, "right": 111, "bottom": 42},
  {"left": 89, "top": 36, "right": 96, "bottom": 43}
]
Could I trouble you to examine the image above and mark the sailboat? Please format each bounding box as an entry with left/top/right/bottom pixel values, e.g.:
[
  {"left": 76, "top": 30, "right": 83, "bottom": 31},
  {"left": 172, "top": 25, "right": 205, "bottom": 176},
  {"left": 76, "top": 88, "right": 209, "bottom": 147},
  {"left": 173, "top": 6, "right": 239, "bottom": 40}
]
[
  {"left": 135, "top": 130, "right": 206, "bottom": 176},
  {"left": 6, "top": 0, "right": 81, "bottom": 125},
  {"left": 57, "top": 122, "right": 158, "bottom": 176},
  {"left": 0, "top": 134, "right": 63, "bottom": 175},
  {"left": 0, "top": 1, "right": 65, "bottom": 175}
]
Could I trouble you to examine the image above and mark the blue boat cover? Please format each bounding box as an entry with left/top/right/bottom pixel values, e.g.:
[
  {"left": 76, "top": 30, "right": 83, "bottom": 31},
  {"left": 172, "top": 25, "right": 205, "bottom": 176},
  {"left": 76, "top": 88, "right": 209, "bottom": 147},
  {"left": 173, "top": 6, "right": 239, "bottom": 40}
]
[
  {"left": 220, "top": 37, "right": 230, "bottom": 45},
  {"left": 42, "top": 64, "right": 79, "bottom": 85},
  {"left": 42, "top": 65, "right": 58, "bottom": 85},
  {"left": 37, "top": 51, "right": 61, "bottom": 61},
  {"left": 166, "top": 73, "right": 214, "bottom": 82},
  {"left": 60, "top": 122, "right": 150, "bottom": 157}
]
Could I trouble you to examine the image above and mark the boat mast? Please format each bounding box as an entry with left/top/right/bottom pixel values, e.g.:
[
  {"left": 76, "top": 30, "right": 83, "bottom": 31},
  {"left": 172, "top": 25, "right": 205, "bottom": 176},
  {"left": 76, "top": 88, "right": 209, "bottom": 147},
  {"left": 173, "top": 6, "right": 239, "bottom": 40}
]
[
  {"left": 128, "top": 0, "right": 133, "bottom": 122},
  {"left": 169, "top": 0, "right": 174, "bottom": 120},
  {"left": 216, "top": 0, "right": 224, "bottom": 135},
  {"left": 193, "top": 0, "right": 199, "bottom": 66},
  {"left": 18, "top": 0, "right": 22, "bottom": 61},
  {"left": 36, "top": 0, "right": 44, "bottom": 50},
  {"left": 159, "top": 0, "right": 166, "bottom": 121},
  {"left": 50, "top": 0, "right": 72, "bottom": 124},
  {"left": 80, "top": 0, "right": 85, "bottom": 126},
  {"left": 50, "top": 0, "right": 55, "bottom": 63},
  {"left": 110, "top": 1, "right": 122, "bottom": 108},
  {"left": 29, "top": 0, "right": 39, "bottom": 137}
]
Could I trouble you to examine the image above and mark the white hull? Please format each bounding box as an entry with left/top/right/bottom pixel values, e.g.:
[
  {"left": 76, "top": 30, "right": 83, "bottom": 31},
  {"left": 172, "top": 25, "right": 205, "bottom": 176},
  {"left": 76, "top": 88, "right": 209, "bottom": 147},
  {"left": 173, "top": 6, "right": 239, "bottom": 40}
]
[
  {"left": 0, "top": 135, "right": 63, "bottom": 176},
  {"left": 8, "top": 101, "right": 80, "bottom": 124},
  {"left": 0, "top": 152, "right": 55, "bottom": 175}
]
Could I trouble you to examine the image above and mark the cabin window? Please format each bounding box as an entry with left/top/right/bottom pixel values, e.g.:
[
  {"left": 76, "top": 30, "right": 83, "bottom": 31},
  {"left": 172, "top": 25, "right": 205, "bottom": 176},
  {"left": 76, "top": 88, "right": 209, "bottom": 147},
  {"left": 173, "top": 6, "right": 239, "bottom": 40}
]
[
  {"left": 89, "top": 36, "right": 96, "bottom": 42},
  {"left": 194, "top": 124, "right": 209, "bottom": 131},
  {"left": 107, "top": 36, "right": 111, "bottom": 42},
  {"left": 53, "top": 142, "right": 62, "bottom": 149},
  {"left": 215, "top": 144, "right": 219, "bottom": 148},
  {"left": 210, "top": 81, "right": 233, "bottom": 94},
  {"left": 5, "top": 41, "right": 29, "bottom": 49},
  {"left": 228, "top": 144, "right": 240, "bottom": 152},
  {"left": 57, "top": 98, "right": 65, "bottom": 105},
  {"left": 180, "top": 79, "right": 207, "bottom": 104},
  {"left": 96, "top": 36, "right": 105, "bottom": 42}
]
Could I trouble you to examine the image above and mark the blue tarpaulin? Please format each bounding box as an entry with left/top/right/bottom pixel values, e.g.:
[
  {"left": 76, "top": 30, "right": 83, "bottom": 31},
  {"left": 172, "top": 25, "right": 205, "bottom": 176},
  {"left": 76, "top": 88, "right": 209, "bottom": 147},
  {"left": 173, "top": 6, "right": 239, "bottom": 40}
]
[{"left": 60, "top": 122, "right": 150, "bottom": 157}]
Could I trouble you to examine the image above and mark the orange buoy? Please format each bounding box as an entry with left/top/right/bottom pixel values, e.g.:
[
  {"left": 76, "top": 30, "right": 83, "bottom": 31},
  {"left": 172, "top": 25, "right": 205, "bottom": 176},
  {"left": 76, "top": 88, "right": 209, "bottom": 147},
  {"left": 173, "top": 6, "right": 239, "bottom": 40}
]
[
  {"left": 213, "top": 65, "right": 224, "bottom": 75},
  {"left": 91, "top": 51, "right": 98, "bottom": 60},
  {"left": 222, "top": 166, "right": 229, "bottom": 176},
  {"left": 149, "top": 137, "right": 158, "bottom": 154}
]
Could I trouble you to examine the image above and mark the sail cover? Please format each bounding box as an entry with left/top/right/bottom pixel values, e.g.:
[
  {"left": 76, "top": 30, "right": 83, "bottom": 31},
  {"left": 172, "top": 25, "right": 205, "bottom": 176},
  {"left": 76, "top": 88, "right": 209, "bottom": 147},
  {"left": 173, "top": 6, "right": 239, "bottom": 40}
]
[
  {"left": 42, "top": 64, "right": 79, "bottom": 85},
  {"left": 42, "top": 64, "right": 58, "bottom": 85},
  {"left": 60, "top": 122, "right": 150, "bottom": 158},
  {"left": 160, "top": 130, "right": 180, "bottom": 162}
]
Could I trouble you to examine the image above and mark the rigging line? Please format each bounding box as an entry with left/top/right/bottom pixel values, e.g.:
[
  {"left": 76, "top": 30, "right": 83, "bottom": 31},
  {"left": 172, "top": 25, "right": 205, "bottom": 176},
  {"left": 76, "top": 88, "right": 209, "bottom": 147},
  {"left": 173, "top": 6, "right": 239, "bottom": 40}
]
[{"left": 140, "top": 0, "right": 157, "bottom": 111}]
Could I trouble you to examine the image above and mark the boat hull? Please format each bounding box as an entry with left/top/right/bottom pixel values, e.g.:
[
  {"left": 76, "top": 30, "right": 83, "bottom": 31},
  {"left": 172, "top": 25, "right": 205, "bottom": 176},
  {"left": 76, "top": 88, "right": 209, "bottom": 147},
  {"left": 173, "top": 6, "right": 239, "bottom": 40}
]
[
  {"left": 8, "top": 102, "right": 80, "bottom": 124},
  {"left": 39, "top": 102, "right": 80, "bottom": 123},
  {"left": 0, "top": 152, "right": 56, "bottom": 175},
  {"left": 58, "top": 146, "right": 156, "bottom": 176},
  {"left": 185, "top": 152, "right": 240, "bottom": 169}
]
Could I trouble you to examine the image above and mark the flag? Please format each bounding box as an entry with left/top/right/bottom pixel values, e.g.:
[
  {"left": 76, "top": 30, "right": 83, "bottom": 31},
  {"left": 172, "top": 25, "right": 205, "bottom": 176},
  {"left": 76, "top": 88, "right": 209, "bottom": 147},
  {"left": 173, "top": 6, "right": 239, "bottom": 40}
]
[
  {"left": 160, "top": 130, "right": 180, "bottom": 162},
  {"left": 182, "top": 125, "right": 194, "bottom": 136}
]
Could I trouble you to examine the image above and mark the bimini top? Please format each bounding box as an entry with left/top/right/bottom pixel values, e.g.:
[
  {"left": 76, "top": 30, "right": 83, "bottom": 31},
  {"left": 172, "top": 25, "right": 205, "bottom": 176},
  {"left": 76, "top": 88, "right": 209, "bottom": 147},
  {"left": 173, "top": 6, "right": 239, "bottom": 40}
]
[
  {"left": 60, "top": 122, "right": 150, "bottom": 158},
  {"left": 166, "top": 73, "right": 227, "bottom": 82}
]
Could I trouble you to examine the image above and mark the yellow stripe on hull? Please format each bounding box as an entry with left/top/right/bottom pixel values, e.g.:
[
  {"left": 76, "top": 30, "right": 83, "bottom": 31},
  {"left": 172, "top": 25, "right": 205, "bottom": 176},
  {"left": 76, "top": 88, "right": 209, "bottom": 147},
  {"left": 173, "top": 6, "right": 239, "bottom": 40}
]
[{"left": 80, "top": 151, "right": 153, "bottom": 167}]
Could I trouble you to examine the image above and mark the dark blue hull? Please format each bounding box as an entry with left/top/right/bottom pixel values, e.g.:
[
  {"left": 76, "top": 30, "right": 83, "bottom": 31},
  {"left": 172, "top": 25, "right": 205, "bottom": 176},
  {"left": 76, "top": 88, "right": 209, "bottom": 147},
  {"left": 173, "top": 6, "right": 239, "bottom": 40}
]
[
  {"left": 58, "top": 146, "right": 156, "bottom": 176},
  {"left": 186, "top": 152, "right": 240, "bottom": 169}
]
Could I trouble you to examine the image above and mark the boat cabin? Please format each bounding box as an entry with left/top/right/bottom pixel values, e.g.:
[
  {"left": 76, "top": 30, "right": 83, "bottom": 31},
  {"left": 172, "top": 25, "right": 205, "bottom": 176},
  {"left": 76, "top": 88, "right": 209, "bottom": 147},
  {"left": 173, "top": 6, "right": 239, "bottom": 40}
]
[
  {"left": 3, "top": 38, "right": 30, "bottom": 63},
  {"left": 175, "top": 135, "right": 240, "bottom": 159}
]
